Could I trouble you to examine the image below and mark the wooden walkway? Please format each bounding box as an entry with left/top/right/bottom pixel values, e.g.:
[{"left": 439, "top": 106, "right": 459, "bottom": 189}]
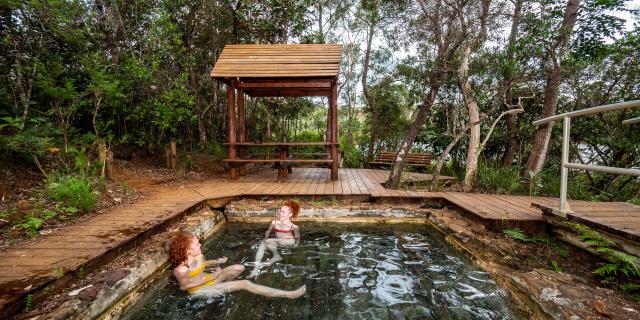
[
  {"left": 534, "top": 201, "right": 640, "bottom": 242},
  {"left": 1, "top": 167, "right": 639, "bottom": 314}
]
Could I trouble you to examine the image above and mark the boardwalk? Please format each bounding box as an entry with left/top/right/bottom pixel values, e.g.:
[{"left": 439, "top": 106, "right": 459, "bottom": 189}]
[
  {"left": 1, "top": 167, "right": 638, "bottom": 314},
  {"left": 534, "top": 201, "right": 640, "bottom": 242}
]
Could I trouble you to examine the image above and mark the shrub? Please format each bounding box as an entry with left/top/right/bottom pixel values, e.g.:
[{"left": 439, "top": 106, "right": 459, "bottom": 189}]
[
  {"left": 15, "top": 216, "right": 43, "bottom": 238},
  {"left": 529, "top": 169, "right": 597, "bottom": 201},
  {"left": 46, "top": 175, "right": 98, "bottom": 212},
  {"left": 206, "top": 141, "right": 227, "bottom": 160},
  {"left": 477, "top": 160, "right": 522, "bottom": 194}
]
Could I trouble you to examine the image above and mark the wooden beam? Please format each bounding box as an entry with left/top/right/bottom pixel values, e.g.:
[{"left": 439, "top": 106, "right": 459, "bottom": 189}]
[
  {"left": 330, "top": 78, "right": 339, "bottom": 181},
  {"left": 239, "top": 80, "right": 332, "bottom": 89},
  {"left": 227, "top": 85, "right": 238, "bottom": 179},
  {"left": 246, "top": 89, "right": 331, "bottom": 97}
]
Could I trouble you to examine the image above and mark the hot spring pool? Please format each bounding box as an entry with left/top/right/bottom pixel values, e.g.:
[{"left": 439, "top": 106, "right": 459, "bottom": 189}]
[{"left": 121, "top": 222, "right": 522, "bottom": 319}]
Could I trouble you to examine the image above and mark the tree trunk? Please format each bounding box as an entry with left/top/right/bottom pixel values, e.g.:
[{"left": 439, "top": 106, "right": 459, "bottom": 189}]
[
  {"left": 459, "top": 45, "right": 481, "bottom": 191},
  {"left": 525, "top": 0, "right": 580, "bottom": 175},
  {"left": 385, "top": 86, "right": 438, "bottom": 189},
  {"left": 500, "top": 0, "right": 524, "bottom": 167},
  {"left": 366, "top": 112, "right": 379, "bottom": 166},
  {"left": 266, "top": 107, "right": 272, "bottom": 139},
  {"left": 432, "top": 126, "right": 469, "bottom": 190},
  {"left": 93, "top": 95, "right": 102, "bottom": 140},
  {"left": 362, "top": 26, "right": 376, "bottom": 167}
]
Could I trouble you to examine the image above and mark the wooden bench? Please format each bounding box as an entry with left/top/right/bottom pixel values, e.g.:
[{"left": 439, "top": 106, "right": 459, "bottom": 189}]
[{"left": 369, "top": 151, "right": 432, "bottom": 168}]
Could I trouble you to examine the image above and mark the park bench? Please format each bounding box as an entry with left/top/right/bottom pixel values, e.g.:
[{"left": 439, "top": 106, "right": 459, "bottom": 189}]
[{"left": 369, "top": 151, "right": 432, "bottom": 168}]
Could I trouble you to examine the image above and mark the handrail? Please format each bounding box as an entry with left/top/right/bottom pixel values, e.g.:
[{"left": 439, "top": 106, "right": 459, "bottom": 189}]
[
  {"left": 532, "top": 100, "right": 640, "bottom": 217},
  {"left": 533, "top": 100, "right": 640, "bottom": 125},
  {"left": 623, "top": 117, "right": 640, "bottom": 125}
]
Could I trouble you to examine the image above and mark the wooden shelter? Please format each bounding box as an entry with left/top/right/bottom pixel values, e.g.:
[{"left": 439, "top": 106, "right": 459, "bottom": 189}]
[{"left": 210, "top": 44, "right": 343, "bottom": 181}]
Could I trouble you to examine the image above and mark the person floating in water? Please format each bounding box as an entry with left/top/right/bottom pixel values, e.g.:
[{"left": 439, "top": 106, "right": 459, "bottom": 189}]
[
  {"left": 170, "top": 232, "right": 305, "bottom": 299},
  {"left": 248, "top": 200, "right": 301, "bottom": 278}
]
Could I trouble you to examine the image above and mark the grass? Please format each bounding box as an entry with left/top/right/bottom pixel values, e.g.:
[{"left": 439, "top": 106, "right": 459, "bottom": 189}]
[{"left": 476, "top": 160, "right": 522, "bottom": 194}]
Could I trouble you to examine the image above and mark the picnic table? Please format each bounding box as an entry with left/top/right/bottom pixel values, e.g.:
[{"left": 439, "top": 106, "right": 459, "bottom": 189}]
[{"left": 224, "top": 142, "right": 337, "bottom": 181}]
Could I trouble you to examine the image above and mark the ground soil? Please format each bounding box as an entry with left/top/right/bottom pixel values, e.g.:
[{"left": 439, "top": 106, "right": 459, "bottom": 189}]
[{"left": 0, "top": 154, "right": 228, "bottom": 249}]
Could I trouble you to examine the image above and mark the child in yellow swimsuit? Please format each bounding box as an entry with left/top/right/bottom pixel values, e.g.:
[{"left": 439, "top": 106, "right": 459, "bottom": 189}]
[{"left": 170, "top": 232, "right": 305, "bottom": 298}]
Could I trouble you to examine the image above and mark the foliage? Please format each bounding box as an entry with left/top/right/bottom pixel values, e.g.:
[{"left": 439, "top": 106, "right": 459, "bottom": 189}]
[
  {"left": 46, "top": 175, "right": 99, "bottom": 213},
  {"left": 568, "top": 222, "right": 640, "bottom": 298},
  {"left": 24, "top": 294, "right": 33, "bottom": 311},
  {"left": 503, "top": 228, "right": 568, "bottom": 258},
  {"left": 0, "top": 0, "right": 637, "bottom": 205},
  {"left": 14, "top": 216, "right": 44, "bottom": 238},
  {"left": 476, "top": 160, "right": 522, "bottom": 194}
]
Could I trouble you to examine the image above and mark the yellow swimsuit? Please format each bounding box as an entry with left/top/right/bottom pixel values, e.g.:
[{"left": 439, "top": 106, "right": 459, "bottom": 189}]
[{"left": 186, "top": 262, "right": 217, "bottom": 294}]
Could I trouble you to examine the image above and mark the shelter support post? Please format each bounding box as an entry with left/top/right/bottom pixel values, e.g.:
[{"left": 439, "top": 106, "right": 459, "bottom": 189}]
[
  {"left": 227, "top": 84, "right": 238, "bottom": 179},
  {"left": 238, "top": 87, "right": 247, "bottom": 176},
  {"left": 330, "top": 78, "right": 338, "bottom": 181}
]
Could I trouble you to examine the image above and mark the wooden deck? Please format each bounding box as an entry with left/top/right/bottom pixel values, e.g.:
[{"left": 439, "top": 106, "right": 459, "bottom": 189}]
[
  {"left": 1, "top": 167, "right": 638, "bottom": 314},
  {"left": 534, "top": 201, "right": 640, "bottom": 242}
]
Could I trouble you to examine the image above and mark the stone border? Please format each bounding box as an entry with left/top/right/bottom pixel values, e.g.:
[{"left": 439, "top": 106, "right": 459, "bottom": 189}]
[
  {"left": 25, "top": 197, "right": 638, "bottom": 320},
  {"left": 33, "top": 208, "right": 227, "bottom": 320}
]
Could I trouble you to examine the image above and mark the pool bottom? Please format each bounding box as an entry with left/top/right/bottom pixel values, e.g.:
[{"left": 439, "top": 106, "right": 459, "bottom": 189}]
[{"left": 121, "top": 222, "right": 522, "bottom": 320}]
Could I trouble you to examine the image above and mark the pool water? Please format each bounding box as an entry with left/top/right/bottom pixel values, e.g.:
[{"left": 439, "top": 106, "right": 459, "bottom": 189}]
[{"left": 121, "top": 222, "right": 522, "bottom": 319}]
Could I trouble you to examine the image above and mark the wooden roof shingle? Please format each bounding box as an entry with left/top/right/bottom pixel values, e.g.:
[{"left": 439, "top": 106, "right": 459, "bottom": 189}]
[{"left": 210, "top": 44, "right": 343, "bottom": 79}]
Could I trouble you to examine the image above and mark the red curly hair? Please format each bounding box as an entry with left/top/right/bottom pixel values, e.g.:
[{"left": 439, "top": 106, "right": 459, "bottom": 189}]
[
  {"left": 284, "top": 200, "right": 300, "bottom": 218},
  {"left": 170, "top": 232, "right": 195, "bottom": 268}
]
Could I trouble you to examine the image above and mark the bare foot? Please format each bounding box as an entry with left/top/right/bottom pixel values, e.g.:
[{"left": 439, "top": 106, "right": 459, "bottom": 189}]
[
  {"left": 266, "top": 256, "right": 282, "bottom": 265},
  {"left": 287, "top": 285, "right": 306, "bottom": 299}
]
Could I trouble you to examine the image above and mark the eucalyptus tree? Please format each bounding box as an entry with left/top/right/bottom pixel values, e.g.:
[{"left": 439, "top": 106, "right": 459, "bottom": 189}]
[
  {"left": 304, "top": 0, "right": 352, "bottom": 43},
  {"left": 500, "top": 0, "right": 526, "bottom": 167},
  {"left": 524, "top": 0, "right": 581, "bottom": 176},
  {"left": 350, "top": 0, "right": 407, "bottom": 166},
  {"left": 386, "top": 0, "right": 465, "bottom": 189}
]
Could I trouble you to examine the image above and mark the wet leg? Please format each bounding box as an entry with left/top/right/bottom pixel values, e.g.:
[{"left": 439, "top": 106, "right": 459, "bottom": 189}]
[
  {"left": 203, "top": 280, "right": 306, "bottom": 299},
  {"left": 215, "top": 264, "right": 245, "bottom": 282}
]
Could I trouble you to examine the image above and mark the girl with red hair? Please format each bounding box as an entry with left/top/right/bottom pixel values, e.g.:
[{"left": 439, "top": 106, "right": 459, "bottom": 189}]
[
  {"left": 170, "top": 232, "right": 305, "bottom": 298},
  {"left": 248, "top": 200, "right": 301, "bottom": 278}
]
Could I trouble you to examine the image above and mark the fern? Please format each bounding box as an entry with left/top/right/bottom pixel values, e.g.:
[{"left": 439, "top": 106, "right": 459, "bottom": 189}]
[
  {"left": 532, "top": 234, "right": 569, "bottom": 258},
  {"left": 504, "top": 229, "right": 569, "bottom": 258},
  {"left": 568, "top": 223, "right": 615, "bottom": 247},
  {"left": 621, "top": 282, "right": 640, "bottom": 292},
  {"left": 594, "top": 263, "right": 621, "bottom": 276},
  {"left": 596, "top": 247, "right": 640, "bottom": 276},
  {"left": 568, "top": 222, "right": 640, "bottom": 299},
  {"left": 503, "top": 229, "right": 531, "bottom": 242},
  {"left": 551, "top": 260, "right": 563, "bottom": 272}
]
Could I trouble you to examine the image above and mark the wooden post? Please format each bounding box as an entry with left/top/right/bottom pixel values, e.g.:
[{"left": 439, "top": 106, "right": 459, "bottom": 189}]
[
  {"left": 325, "top": 96, "right": 332, "bottom": 158},
  {"left": 227, "top": 84, "right": 238, "bottom": 179},
  {"left": 170, "top": 139, "right": 177, "bottom": 170},
  {"left": 165, "top": 139, "right": 177, "bottom": 170},
  {"left": 98, "top": 141, "right": 107, "bottom": 177},
  {"left": 330, "top": 78, "right": 339, "bottom": 181},
  {"left": 105, "top": 149, "right": 113, "bottom": 178},
  {"left": 278, "top": 145, "right": 286, "bottom": 182},
  {"left": 238, "top": 87, "right": 247, "bottom": 176}
]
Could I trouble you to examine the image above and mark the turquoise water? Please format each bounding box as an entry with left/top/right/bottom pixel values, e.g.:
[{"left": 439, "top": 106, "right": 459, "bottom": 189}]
[{"left": 121, "top": 222, "right": 521, "bottom": 319}]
